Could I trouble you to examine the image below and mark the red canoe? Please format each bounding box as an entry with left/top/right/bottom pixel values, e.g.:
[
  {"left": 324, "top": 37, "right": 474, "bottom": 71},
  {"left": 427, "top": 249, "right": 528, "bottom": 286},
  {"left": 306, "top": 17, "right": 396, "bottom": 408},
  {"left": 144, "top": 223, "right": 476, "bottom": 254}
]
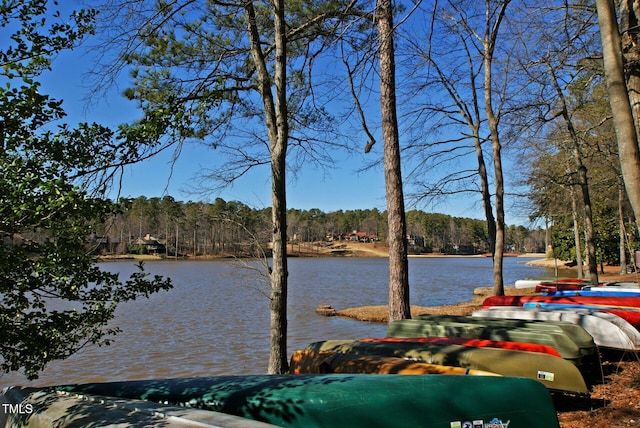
[
  {"left": 482, "top": 295, "right": 640, "bottom": 329},
  {"left": 535, "top": 282, "right": 584, "bottom": 293},
  {"left": 359, "top": 337, "right": 562, "bottom": 358},
  {"left": 534, "top": 279, "right": 605, "bottom": 293}
]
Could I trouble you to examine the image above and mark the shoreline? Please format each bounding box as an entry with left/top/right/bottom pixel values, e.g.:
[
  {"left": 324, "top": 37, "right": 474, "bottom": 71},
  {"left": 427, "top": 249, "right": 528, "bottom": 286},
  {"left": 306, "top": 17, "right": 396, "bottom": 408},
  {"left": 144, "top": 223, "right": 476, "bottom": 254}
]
[{"left": 98, "top": 247, "right": 548, "bottom": 262}]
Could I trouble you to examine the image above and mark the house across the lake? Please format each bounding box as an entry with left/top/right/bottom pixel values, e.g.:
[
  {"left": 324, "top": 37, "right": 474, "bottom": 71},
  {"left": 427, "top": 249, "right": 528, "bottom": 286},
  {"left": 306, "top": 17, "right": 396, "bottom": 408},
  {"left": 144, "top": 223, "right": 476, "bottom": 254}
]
[
  {"left": 88, "top": 234, "right": 121, "bottom": 255},
  {"left": 132, "top": 234, "right": 166, "bottom": 254}
]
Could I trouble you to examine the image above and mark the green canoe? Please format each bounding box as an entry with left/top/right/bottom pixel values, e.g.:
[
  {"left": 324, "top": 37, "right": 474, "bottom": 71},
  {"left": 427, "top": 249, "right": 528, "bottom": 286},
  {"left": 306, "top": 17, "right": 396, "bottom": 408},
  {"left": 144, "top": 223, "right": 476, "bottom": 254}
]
[
  {"left": 307, "top": 339, "right": 588, "bottom": 393},
  {"left": 48, "top": 374, "right": 559, "bottom": 428},
  {"left": 416, "top": 314, "right": 596, "bottom": 352},
  {"left": 387, "top": 318, "right": 590, "bottom": 361}
]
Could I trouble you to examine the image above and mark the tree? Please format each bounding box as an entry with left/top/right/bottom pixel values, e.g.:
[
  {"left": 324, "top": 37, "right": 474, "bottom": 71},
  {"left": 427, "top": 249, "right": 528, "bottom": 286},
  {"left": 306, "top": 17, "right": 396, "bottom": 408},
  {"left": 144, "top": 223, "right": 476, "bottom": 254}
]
[
  {"left": 375, "top": 0, "right": 410, "bottom": 321},
  {"left": 595, "top": 0, "right": 640, "bottom": 230},
  {"left": 247, "top": 0, "right": 290, "bottom": 374},
  {"left": 94, "top": 0, "right": 361, "bottom": 374},
  {"left": 482, "top": 0, "right": 511, "bottom": 296},
  {"left": 401, "top": 0, "right": 512, "bottom": 295},
  {"left": 401, "top": 25, "right": 498, "bottom": 258},
  {"left": 0, "top": 0, "right": 172, "bottom": 379},
  {"left": 544, "top": 61, "right": 598, "bottom": 283}
]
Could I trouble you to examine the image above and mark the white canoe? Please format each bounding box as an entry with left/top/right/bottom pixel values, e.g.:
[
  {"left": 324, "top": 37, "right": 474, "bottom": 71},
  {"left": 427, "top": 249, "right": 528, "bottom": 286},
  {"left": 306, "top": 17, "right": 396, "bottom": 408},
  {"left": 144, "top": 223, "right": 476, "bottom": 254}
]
[
  {"left": 515, "top": 279, "right": 543, "bottom": 289},
  {"left": 473, "top": 306, "right": 640, "bottom": 351},
  {"left": 585, "top": 282, "right": 640, "bottom": 290},
  {"left": 514, "top": 278, "right": 587, "bottom": 289}
]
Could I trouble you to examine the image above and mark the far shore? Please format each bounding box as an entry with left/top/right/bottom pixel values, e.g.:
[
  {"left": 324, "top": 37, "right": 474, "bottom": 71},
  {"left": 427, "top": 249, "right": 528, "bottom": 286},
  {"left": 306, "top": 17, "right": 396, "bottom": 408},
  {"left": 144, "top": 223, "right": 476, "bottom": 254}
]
[{"left": 98, "top": 241, "right": 548, "bottom": 261}]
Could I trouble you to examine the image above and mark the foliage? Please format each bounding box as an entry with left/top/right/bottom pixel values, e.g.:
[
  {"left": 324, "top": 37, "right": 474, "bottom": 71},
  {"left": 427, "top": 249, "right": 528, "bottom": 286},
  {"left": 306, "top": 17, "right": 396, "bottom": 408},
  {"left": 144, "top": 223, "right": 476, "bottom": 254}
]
[
  {"left": 550, "top": 220, "right": 580, "bottom": 262},
  {"left": 0, "top": 0, "right": 171, "bottom": 379}
]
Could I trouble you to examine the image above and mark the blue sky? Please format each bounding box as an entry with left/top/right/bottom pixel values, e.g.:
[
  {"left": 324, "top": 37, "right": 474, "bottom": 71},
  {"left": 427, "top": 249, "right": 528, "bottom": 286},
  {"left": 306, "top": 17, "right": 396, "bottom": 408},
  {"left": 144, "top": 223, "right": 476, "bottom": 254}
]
[
  {"left": 36, "top": 12, "right": 528, "bottom": 225},
  {"left": 41, "top": 51, "right": 391, "bottom": 210}
]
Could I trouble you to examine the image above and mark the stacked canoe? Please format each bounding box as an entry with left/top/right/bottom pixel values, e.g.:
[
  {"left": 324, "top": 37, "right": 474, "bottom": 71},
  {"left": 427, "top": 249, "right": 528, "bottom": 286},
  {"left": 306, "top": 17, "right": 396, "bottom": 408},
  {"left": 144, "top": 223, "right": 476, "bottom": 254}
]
[
  {"left": 515, "top": 277, "right": 639, "bottom": 293},
  {"left": 481, "top": 293, "right": 640, "bottom": 350},
  {"left": 290, "top": 309, "right": 595, "bottom": 395},
  {"left": 474, "top": 306, "right": 640, "bottom": 351}
]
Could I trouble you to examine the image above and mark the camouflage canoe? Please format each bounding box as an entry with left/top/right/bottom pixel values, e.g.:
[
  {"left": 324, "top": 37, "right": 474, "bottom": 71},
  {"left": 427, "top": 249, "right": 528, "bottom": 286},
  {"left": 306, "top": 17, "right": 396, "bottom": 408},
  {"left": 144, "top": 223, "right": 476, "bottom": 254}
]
[
  {"left": 387, "top": 317, "right": 592, "bottom": 360},
  {"left": 289, "top": 349, "right": 500, "bottom": 375},
  {"left": 306, "top": 339, "right": 588, "bottom": 393}
]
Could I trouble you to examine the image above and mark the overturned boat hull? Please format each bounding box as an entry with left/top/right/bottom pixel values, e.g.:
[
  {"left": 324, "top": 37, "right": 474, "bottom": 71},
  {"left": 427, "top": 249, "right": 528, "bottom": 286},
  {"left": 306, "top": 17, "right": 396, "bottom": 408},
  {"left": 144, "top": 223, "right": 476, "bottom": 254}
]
[
  {"left": 289, "top": 349, "right": 500, "bottom": 376},
  {"left": 16, "top": 374, "right": 563, "bottom": 428},
  {"left": 473, "top": 306, "right": 640, "bottom": 351},
  {"left": 306, "top": 339, "right": 588, "bottom": 393},
  {"left": 386, "top": 318, "right": 590, "bottom": 361}
]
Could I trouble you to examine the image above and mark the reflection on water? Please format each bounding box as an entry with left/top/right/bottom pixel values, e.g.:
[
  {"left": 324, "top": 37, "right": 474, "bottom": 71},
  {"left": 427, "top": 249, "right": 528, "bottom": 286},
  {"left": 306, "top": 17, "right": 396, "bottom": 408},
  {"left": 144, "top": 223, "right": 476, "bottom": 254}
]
[{"left": 0, "top": 256, "right": 553, "bottom": 387}]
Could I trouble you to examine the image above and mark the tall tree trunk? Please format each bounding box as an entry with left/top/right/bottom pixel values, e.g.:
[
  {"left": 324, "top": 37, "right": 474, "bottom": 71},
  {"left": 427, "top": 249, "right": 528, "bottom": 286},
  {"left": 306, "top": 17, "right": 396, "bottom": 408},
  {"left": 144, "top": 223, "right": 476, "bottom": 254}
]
[
  {"left": 619, "top": 0, "right": 640, "bottom": 131},
  {"left": 596, "top": 0, "right": 640, "bottom": 230},
  {"left": 569, "top": 185, "right": 584, "bottom": 279},
  {"left": 376, "top": 0, "right": 410, "bottom": 321},
  {"left": 473, "top": 132, "right": 497, "bottom": 255},
  {"left": 547, "top": 61, "right": 598, "bottom": 283},
  {"left": 246, "top": 0, "right": 288, "bottom": 374},
  {"left": 619, "top": 179, "right": 628, "bottom": 274},
  {"left": 577, "top": 165, "right": 598, "bottom": 283},
  {"left": 483, "top": 1, "right": 510, "bottom": 296}
]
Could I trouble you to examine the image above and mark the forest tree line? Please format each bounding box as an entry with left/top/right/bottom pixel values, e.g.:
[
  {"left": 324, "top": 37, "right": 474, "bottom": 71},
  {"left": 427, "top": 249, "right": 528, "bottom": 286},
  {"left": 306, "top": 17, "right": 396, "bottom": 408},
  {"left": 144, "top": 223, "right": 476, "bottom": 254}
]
[{"left": 93, "top": 196, "right": 548, "bottom": 257}]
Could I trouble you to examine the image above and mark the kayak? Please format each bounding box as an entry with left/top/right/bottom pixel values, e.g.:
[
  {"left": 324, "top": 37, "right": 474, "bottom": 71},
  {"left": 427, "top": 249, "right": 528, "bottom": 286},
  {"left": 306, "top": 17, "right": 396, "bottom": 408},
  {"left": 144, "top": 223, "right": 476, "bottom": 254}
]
[
  {"left": 582, "top": 284, "right": 640, "bottom": 292},
  {"left": 515, "top": 278, "right": 589, "bottom": 289},
  {"left": 289, "top": 349, "right": 500, "bottom": 375},
  {"left": 305, "top": 339, "right": 589, "bottom": 393},
  {"left": 596, "top": 282, "right": 640, "bottom": 289},
  {"left": 387, "top": 318, "right": 590, "bottom": 360},
  {"left": 536, "top": 281, "right": 639, "bottom": 293},
  {"left": 359, "top": 336, "right": 562, "bottom": 357},
  {"left": 535, "top": 282, "right": 585, "bottom": 292},
  {"left": 44, "top": 374, "right": 561, "bottom": 428},
  {"left": 473, "top": 306, "right": 640, "bottom": 351}
]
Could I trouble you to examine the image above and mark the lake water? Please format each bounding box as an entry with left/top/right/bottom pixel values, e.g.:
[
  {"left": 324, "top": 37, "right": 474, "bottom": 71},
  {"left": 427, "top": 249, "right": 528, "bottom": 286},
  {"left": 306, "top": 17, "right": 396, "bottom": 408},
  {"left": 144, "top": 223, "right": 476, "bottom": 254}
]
[{"left": 0, "top": 256, "right": 556, "bottom": 388}]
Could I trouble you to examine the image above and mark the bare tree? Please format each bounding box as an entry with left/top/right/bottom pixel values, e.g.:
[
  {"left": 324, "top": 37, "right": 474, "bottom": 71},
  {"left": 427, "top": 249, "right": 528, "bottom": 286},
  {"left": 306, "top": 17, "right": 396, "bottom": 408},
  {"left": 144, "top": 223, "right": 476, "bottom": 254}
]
[
  {"left": 402, "top": 16, "right": 497, "bottom": 258},
  {"left": 482, "top": 0, "right": 511, "bottom": 295},
  {"left": 401, "top": 0, "right": 512, "bottom": 295},
  {"left": 244, "top": 0, "right": 289, "bottom": 373}
]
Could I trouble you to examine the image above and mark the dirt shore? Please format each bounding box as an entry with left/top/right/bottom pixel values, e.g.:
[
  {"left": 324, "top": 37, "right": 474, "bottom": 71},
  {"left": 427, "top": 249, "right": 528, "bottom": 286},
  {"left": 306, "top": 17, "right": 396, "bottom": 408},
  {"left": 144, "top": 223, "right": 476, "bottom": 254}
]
[{"left": 331, "top": 258, "right": 640, "bottom": 428}]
